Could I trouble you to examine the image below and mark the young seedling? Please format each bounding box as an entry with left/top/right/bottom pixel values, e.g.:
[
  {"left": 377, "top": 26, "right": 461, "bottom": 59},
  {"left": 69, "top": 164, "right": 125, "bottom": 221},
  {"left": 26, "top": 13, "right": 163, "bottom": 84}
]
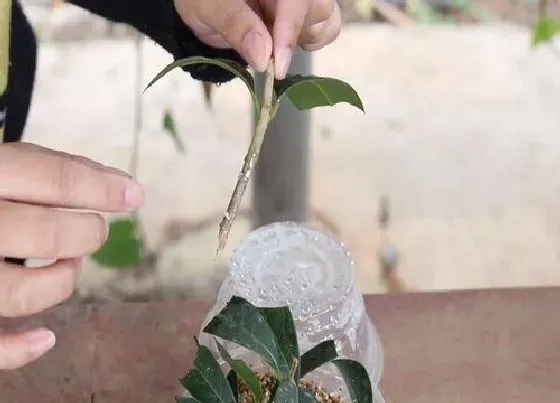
[{"left": 176, "top": 296, "right": 374, "bottom": 403}]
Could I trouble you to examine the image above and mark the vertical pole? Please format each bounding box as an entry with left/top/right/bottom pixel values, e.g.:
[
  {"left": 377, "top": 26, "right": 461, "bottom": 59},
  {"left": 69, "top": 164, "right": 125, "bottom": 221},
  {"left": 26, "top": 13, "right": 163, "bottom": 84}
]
[
  {"left": 252, "top": 50, "right": 311, "bottom": 228},
  {"left": 0, "top": 0, "right": 12, "bottom": 142}
]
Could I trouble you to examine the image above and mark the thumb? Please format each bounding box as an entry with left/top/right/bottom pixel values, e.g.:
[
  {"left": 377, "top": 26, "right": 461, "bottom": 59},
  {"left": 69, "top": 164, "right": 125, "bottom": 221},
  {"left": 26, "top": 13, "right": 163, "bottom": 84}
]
[
  {"left": 195, "top": 0, "right": 272, "bottom": 72},
  {"left": 0, "top": 328, "right": 56, "bottom": 370},
  {"left": 269, "top": 0, "right": 311, "bottom": 78}
]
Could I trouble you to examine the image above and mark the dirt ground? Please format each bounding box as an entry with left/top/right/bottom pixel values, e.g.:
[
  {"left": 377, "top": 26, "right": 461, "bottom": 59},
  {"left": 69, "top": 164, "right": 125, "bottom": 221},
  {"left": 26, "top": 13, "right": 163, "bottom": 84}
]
[{"left": 17, "top": 3, "right": 560, "bottom": 301}]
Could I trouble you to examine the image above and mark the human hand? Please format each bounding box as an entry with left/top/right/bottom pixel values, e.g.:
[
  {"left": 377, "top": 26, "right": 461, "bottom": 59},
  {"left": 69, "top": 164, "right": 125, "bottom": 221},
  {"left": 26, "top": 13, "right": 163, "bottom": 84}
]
[
  {"left": 173, "top": 0, "right": 341, "bottom": 79},
  {"left": 0, "top": 143, "right": 144, "bottom": 370}
]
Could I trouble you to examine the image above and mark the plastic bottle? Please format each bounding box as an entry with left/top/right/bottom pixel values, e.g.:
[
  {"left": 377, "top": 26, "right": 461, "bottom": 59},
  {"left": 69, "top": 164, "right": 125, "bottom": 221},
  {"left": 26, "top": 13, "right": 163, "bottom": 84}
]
[{"left": 199, "top": 221, "right": 385, "bottom": 402}]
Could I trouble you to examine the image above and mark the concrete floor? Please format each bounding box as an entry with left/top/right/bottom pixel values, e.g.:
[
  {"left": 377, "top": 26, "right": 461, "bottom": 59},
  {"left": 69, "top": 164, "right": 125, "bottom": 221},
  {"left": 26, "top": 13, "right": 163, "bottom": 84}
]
[{"left": 21, "top": 23, "right": 560, "bottom": 300}]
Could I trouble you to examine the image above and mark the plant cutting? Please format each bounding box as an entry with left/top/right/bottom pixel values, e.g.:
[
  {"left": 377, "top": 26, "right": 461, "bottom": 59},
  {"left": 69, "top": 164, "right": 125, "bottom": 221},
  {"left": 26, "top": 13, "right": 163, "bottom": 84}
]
[
  {"left": 92, "top": 52, "right": 364, "bottom": 268},
  {"left": 145, "top": 55, "right": 364, "bottom": 254},
  {"left": 177, "top": 295, "right": 374, "bottom": 403}
]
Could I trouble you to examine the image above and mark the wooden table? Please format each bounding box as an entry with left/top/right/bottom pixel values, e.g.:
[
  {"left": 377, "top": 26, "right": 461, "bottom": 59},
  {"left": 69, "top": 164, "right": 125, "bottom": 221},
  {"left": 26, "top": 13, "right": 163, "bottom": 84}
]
[{"left": 1, "top": 287, "right": 559, "bottom": 402}]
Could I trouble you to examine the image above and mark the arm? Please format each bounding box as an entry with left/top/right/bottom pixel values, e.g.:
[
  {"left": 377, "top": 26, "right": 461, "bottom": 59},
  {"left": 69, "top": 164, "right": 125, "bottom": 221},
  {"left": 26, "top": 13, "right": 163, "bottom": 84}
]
[{"left": 67, "top": 0, "right": 246, "bottom": 83}]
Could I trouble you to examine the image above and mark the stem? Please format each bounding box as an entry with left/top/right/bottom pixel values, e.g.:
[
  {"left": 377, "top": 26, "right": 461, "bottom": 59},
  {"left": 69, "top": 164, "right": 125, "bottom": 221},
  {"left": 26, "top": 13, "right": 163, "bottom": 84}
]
[
  {"left": 289, "top": 357, "right": 299, "bottom": 381},
  {"left": 217, "top": 59, "right": 276, "bottom": 254},
  {"left": 0, "top": 0, "right": 12, "bottom": 143}
]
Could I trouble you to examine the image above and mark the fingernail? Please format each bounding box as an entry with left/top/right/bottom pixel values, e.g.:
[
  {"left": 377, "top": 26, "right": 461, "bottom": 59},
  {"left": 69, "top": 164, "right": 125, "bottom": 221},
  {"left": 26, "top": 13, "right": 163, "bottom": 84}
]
[
  {"left": 25, "top": 329, "right": 56, "bottom": 355},
  {"left": 124, "top": 181, "right": 145, "bottom": 211},
  {"left": 275, "top": 47, "right": 293, "bottom": 79},
  {"left": 242, "top": 31, "right": 270, "bottom": 72},
  {"left": 103, "top": 165, "right": 132, "bottom": 178}
]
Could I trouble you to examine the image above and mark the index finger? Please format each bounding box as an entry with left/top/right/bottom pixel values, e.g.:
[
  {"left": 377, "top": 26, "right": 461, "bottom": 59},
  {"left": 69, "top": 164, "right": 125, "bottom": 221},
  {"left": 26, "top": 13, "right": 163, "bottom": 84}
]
[
  {"left": 269, "top": 0, "right": 312, "bottom": 79},
  {"left": 0, "top": 258, "right": 80, "bottom": 317},
  {"left": 0, "top": 143, "right": 144, "bottom": 212}
]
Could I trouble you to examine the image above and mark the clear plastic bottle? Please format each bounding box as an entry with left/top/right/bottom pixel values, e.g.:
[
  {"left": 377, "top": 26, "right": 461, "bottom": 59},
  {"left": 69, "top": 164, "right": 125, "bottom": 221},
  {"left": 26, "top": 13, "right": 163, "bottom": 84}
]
[{"left": 199, "top": 221, "right": 385, "bottom": 402}]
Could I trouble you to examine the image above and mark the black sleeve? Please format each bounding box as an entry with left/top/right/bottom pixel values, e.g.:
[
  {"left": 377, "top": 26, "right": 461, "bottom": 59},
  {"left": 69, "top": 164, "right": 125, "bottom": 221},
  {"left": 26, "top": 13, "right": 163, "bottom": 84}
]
[
  {"left": 4, "top": 0, "right": 37, "bottom": 144},
  {"left": 67, "top": 0, "right": 247, "bottom": 83}
]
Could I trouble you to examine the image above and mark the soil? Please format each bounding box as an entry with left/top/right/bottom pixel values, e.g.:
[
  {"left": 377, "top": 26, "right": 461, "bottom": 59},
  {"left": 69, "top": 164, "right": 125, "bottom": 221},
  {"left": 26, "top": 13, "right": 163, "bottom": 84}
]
[{"left": 238, "top": 372, "right": 343, "bottom": 403}]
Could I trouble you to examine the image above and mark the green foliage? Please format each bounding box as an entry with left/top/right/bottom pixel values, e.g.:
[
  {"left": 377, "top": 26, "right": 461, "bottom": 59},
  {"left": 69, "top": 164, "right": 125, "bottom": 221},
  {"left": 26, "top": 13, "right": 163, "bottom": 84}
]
[
  {"left": 217, "top": 340, "right": 264, "bottom": 401},
  {"left": 333, "top": 360, "right": 372, "bottom": 403},
  {"left": 274, "top": 381, "right": 316, "bottom": 403},
  {"left": 181, "top": 341, "right": 236, "bottom": 403},
  {"left": 227, "top": 370, "right": 239, "bottom": 397},
  {"left": 163, "top": 108, "right": 186, "bottom": 154},
  {"left": 90, "top": 217, "right": 142, "bottom": 269},
  {"left": 532, "top": 17, "right": 560, "bottom": 46},
  {"left": 145, "top": 57, "right": 260, "bottom": 113},
  {"left": 257, "top": 306, "right": 300, "bottom": 378},
  {"left": 144, "top": 56, "right": 364, "bottom": 253},
  {"left": 177, "top": 296, "right": 374, "bottom": 403},
  {"left": 93, "top": 55, "right": 365, "bottom": 270},
  {"left": 299, "top": 340, "right": 337, "bottom": 379},
  {"left": 204, "top": 296, "right": 292, "bottom": 375},
  {"left": 145, "top": 56, "right": 364, "bottom": 117},
  {"left": 274, "top": 76, "right": 364, "bottom": 112}
]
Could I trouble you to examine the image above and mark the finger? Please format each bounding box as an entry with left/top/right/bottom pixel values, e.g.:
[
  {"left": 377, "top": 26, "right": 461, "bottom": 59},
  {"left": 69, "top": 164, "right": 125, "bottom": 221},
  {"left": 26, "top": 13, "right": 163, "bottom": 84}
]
[
  {"left": 176, "top": 0, "right": 272, "bottom": 72},
  {"left": 196, "top": 32, "right": 231, "bottom": 49},
  {"left": 0, "top": 200, "right": 107, "bottom": 259},
  {"left": 173, "top": 0, "right": 231, "bottom": 49},
  {"left": 0, "top": 258, "right": 80, "bottom": 317},
  {"left": 269, "top": 0, "right": 312, "bottom": 79},
  {"left": 0, "top": 142, "right": 144, "bottom": 212},
  {"left": 0, "top": 328, "right": 56, "bottom": 370},
  {"left": 303, "top": 0, "right": 335, "bottom": 26},
  {"left": 299, "top": 3, "right": 341, "bottom": 51}
]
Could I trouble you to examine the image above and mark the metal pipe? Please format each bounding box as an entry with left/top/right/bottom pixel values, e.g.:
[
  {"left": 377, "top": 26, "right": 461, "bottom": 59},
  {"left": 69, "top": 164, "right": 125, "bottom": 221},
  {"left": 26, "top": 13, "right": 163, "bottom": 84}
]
[{"left": 252, "top": 50, "right": 312, "bottom": 227}]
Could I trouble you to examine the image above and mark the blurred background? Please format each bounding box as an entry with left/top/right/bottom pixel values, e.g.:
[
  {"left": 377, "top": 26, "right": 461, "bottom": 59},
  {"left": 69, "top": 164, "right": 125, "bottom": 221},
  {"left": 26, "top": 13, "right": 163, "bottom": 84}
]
[{"left": 18, "top": 0, "right": 560, "bottom": 301}]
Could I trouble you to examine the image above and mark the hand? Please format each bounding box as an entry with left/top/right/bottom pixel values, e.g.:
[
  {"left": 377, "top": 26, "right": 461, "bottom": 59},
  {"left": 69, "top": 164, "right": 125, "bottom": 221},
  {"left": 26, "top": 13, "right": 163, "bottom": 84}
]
[
  {"left": 174, "top": 0, "right": 341, "bottom": 79},
  {"left": 0, "top": 143, "right": 144, "bottom": 370}
]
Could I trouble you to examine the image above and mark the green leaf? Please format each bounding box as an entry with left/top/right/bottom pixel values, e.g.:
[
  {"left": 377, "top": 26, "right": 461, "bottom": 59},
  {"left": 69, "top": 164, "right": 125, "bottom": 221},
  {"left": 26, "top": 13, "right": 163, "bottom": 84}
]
[
  {"left": 216, "top": 340, "right": 263, "bottom": 402},
  {"left": 299, "top": 340, "right": 338, "bottom": 379},
  {"left": 180, "top": 344, "right": 236, "bottom": 403},
  {"left": 532, "top": 17, "right": 560, "bottom": 46},
  {"left": 145, "top": 57, "right": 259, "bottom": 113},
  {"left": 333, "top": 359, "right": 372, "bottom": 403},
  {"left": 203, "top": 296, "right": 290, "bottom": 374},
  {"left": 226, "top": 371, "right": 238, "bottom": 402},
  {"left": 274, "top": 75, "right": 364, "bottom": 113},
  {"left": 90, "top": 218, "right": 142, "bottom": 269},
  {"left": 257, "top": 306, "right": 299, "bottom": 379},
  {"left": 298, "top": 387, "right": 319, "bottom": 402},
  {"left": 162, "top": 108, "right": 185, "bottom": 154},
  {"left": 274, "top": 381, "right": 318, "bottom": 403}
]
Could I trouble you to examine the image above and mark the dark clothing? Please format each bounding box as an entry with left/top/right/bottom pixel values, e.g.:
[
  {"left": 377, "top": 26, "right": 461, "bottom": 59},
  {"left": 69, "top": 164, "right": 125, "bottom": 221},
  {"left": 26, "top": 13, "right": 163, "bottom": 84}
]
[
  {"left": 4, "top": 0, "right": 247, "bottom": 143},
  {"left": 3, "top": 0, "right": 37, "bottom": 143}
]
